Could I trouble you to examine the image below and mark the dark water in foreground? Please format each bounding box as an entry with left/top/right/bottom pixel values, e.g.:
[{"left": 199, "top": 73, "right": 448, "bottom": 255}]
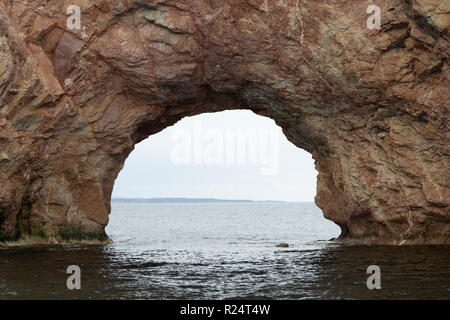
[{"left": 0, "top": 202, "right": 449, "bottom": 300}]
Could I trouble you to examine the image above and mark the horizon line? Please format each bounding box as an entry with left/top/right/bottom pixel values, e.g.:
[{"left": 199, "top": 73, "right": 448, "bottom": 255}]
[{"left": 111, "top": 197, "right": 315, "bottom": 203}]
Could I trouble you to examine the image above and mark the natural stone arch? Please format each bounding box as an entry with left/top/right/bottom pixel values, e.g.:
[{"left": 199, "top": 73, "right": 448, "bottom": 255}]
[{"left": 0, "top": 1, "right": 448, "bottom": 245}]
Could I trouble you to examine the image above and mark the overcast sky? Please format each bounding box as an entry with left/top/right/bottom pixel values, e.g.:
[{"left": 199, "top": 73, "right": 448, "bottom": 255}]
[{"left": 112, "top": 110, "right": 317, "bottom": 202}]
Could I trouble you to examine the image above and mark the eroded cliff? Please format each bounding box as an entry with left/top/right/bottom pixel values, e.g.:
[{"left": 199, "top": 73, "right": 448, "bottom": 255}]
[{"left": 0, "top": 0, "right": 449, "bottom": 245}]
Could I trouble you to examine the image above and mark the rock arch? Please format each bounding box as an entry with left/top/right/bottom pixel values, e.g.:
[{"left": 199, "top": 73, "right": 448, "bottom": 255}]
[{"left": 0, "top": 0, "right": 448, "bottom": 244}]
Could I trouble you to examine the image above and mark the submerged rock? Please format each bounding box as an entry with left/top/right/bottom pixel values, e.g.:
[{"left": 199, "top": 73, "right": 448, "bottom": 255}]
[{"left": 0, "top": 1, "right": 448, "bottom": 245}]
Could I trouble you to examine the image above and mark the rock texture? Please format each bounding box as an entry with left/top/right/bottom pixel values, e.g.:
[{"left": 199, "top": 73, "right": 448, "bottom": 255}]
[{"left": 0, "top": 0, "right": 449, "bottom": 245}]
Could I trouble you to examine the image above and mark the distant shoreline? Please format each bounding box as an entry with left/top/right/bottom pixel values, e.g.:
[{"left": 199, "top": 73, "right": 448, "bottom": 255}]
[{"left": 111, "top": 198, "right": 300, "bottom": 203}]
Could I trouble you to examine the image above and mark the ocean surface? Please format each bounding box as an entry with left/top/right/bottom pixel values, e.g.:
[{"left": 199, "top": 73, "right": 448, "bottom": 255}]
[{"left": 0, "top": 201, "right": 449, "bottom": 300}]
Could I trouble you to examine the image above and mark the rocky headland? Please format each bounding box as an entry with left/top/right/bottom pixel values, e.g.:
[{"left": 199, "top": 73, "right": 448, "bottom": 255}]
[{"left": 0, "top": 0, "right": 448, "bottom": 245}]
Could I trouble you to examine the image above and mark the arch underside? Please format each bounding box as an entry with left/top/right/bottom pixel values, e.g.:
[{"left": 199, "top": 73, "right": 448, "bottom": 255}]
[{"left": 0, "top": 0, "right": 448, "bottom": 245}]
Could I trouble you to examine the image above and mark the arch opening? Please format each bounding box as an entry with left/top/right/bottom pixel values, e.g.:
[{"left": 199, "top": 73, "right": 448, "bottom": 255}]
[{"left": 108, "top": 110, "right": 340, "bottom": 246}]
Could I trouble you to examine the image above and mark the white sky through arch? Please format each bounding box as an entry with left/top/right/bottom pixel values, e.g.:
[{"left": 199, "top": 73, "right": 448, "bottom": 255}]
[{"left": 112, "top": 110, "right": 317, "bottom": 202}]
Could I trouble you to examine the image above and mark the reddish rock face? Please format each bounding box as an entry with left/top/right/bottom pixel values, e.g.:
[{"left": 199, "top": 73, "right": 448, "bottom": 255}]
[{"left": 0, "top": 0, "right": 448, "bottom": 245}]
